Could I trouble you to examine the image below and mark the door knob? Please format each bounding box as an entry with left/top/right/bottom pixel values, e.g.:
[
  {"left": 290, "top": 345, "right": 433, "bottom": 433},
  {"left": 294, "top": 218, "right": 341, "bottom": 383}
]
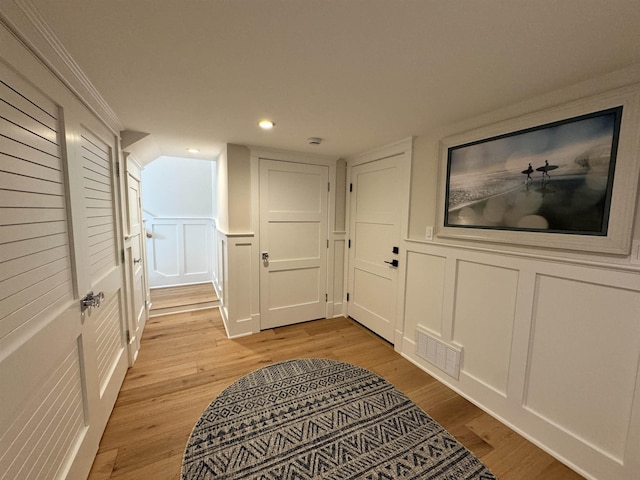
[
  {"left": 133, "top": 258, "right": 141, "bottom": 264},
  {"left": 80, "top": 291, "right": 105, "bottom": 313},
  {"left": 384, "top": 259, "right": 399, "bottom": 268}
]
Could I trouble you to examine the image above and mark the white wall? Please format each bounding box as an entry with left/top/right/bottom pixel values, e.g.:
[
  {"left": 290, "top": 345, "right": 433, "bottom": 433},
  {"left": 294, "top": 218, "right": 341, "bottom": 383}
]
[
  {"left": 142, "top": 155, "right": 213, "bottom": 218},
  {"left": 400, "top": 66, "right": 640, "bottom": 480}
]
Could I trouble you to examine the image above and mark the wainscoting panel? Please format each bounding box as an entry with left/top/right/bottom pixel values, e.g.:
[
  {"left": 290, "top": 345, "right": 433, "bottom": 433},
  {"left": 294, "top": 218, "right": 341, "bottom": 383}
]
[
  {"left": 525, "top": 274, "right": 640, "bottom": 463},
  {"left": 146, "top": 218, "right": 214, "bottom": 287},
  {"left": 183, "top": 223, "right": 209, "bottom": 275},
  {"left": 404, "top": 251, "right": 446, "bottom": 336},
  {"left": 150, "top": 223, "right": 179, "bottom": 278},
  {"left": 218, "top": 237, "right": 228, "bottom": 324},
  {"left": 214, "top": 229, "right": 259, "bottom": 337},
  {"left": 453, "top": 260, "right": 518, "bottom": 396},
  {"left": 401, "top": 240, "right": 640, "bottom": 480},
  {"left": 331, "top": 238, "right": 345, "bottom": 317},
  {"left": 230, "top": 241, "right": 254, "bottom": 327}
]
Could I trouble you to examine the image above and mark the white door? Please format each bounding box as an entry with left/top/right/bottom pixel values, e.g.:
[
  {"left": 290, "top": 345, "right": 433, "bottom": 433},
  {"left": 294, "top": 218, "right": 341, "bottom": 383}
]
[
  {"left": 347, "top": 156, "right": 403, "bottom": 343},
  {"left": 260, "top": 160, "right": 328, "bottom": 329},
  {"left": 125, "top": 156, "right": 148, "bottom": 362},
  {"left": 0, "top": 61, "right": 128, "bottom": 479}
]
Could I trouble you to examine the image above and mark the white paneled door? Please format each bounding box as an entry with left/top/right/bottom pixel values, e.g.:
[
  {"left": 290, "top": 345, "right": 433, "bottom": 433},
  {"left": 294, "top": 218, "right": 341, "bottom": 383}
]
[
  {"left": 0, "top": 61, "right": 127, "bottom": 479},
  {"left": 260, "top": 160, "right": 328, "bottom": 329},
  {"left": 347, "top": 156, "right": 403, "bottom": 343},
  {"left": 125, "top": 157, "right": 148, "bottom": 362}
]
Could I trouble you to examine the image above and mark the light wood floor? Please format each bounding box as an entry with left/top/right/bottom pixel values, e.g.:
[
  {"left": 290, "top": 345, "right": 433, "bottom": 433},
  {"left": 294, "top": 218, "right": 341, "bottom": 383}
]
[
  {"left": 89, "top": 304, "right": 584, "bottom": 479},
  {"left": 149, "top": 283, "right": 218, "bottom": 316}
]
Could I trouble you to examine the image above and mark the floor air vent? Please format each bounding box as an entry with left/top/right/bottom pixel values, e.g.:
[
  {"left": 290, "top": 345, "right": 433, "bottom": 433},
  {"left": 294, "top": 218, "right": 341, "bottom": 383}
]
[{"left": 416, "top": 329, "right": 462, "bottom": 380}]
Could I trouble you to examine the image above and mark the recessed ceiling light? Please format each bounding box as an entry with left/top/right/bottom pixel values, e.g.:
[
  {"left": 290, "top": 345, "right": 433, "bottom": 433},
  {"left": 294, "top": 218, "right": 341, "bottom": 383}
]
[
  {"left": 258, "top": 119, "right": 275, "bottom": 130},
  {"left": 186, "top": 148, "right": 200, "bottom": 154}
]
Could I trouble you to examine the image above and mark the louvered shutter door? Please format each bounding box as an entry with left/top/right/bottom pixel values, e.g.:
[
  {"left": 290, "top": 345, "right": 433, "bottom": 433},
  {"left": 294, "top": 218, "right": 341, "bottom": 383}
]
[
  {"left": 79, "top": 129, "right": 124, "bottom": 393},
  {"left": 81, "top": 131, "right": 118, "bottom": 282},
  {"left": 0, "top": 66, "right": 86, "bottom": 480},
  {"left": 0, "top": 77, "right": 73, "bottom": 340}
]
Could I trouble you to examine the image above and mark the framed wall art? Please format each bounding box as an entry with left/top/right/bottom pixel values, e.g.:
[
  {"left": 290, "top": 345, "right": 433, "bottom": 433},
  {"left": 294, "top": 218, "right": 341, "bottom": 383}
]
[{"left": 436, "top": 87, "right": 640, "bottom": 254}]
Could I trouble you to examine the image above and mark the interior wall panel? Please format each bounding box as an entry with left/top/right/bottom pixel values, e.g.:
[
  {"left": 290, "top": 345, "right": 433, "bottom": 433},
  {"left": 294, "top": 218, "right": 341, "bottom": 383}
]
[
  {"left": 453, "top": 260, "right": 518, "bottom": 395},
  {"left": 401, "top": 241, "right": 640, "bottom": 480},
  {"left": 525, "top": 274, "right": 640, "bottom": 462},
  {"left": 147, "top": 219, "right": 214, "bottom": 287},
  {"left": 151, "top": 224, "right": 179, "bottom": 277},
  {"left": 405, "top": 251, "right": 446, "bottom": 336},
  {"left": 231, "top": 242, "right": 253, "bottom": 323},
  {"left": 215, "top": 230, "right": 260, "bottom": 338},
  {"left": 333, "top": 239, "right": 345, "bottom": 315},
  {"left": 183, "top": 223, "right": 208, "bottom": 275}
]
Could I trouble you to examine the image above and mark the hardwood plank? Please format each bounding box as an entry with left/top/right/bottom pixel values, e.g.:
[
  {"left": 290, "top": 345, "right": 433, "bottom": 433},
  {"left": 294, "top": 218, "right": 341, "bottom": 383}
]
[
  {"left": 87, "top": 449, "right": 117, "bottom": 480},
  {"left": 88, "top": 285, "right": 585, "bottom": 480},
  {"left": 149, "top": 283, "right": 218, "bottom": 311}
]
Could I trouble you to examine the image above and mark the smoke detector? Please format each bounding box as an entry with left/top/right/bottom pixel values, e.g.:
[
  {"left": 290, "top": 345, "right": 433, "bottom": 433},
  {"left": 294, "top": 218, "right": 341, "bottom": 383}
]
[{"left": 307, "top": 137, "right": 322, "bottom": 145}]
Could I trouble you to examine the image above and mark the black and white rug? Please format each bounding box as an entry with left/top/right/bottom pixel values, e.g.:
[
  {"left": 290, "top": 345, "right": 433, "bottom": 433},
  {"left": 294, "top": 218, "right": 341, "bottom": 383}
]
[{"left": 182, "top": 358, "right": 497, "bottom": 479}]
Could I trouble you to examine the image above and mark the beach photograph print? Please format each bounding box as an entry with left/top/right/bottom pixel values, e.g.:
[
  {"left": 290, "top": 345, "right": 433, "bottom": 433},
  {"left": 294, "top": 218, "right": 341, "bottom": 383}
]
[{"left": 444, "top": 106, "right": 623, "bottom": 235}]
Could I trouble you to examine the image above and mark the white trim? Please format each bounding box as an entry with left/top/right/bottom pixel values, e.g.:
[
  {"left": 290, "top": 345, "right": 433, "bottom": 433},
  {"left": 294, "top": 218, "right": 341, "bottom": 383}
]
[
  {"left": 405, "top": 236, "right": 640, "bottom": 273},
  {"left": 249, "top": 146, "right": 339, "bottom": 166},
  {"left": 346, "top": 137, "right": 413, "bottom": 167}
]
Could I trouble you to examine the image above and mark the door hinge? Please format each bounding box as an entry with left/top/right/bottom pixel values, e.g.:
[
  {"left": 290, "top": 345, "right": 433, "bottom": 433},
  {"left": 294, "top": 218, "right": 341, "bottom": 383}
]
[
  {"left": 325, "top": 293, "right": 328, "bottom": 302},
  {"left": 349, "top": 183, "right": 353, "bottom": 192},
  {"left": 126, "top": 330, "right": 131, "bottom": 343},
  {"left": 348, "top": 239, "right": 351, "bottom": 248},
  {"left": 328, "top": 182, "right": 330, "bottom": 192},
  {"left": 346, "top": 293, "right": 350, "bottom": 301},
  {"left": 115, "top": 161, "right": 120, "bottom": 177},
  {"left": 121, "top": 249, "right": 125, "bottom": 263},
  {"left": 327, "top": 239, "right": 329, "bottom": 248}
]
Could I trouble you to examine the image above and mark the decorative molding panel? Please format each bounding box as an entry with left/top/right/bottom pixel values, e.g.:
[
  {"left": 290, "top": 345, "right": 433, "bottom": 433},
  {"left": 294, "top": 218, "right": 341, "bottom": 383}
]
[
  {"left": 215, "top": 228, "right": 260, "bottom": 338},
  {"left": 452, "top": 260, "right": 517, "bottom": 396},
  {"left": 146, "top": 218, "right": 213, "bottom": 287},
  {"left": 401, "top": 240, "right": 640, "bottom": 480},
  {"left": 525, "top": 274, "right": 640, "bottom": 464}
]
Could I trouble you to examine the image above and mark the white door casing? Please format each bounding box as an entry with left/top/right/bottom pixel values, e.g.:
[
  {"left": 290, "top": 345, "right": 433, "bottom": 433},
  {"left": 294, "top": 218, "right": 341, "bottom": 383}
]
[
  {"left": 259, "top": 159, "right": 329, "bottom": 329},
  {"left": 346, "top": 140, "right": 412, "bottom": 345},
  {"left": 0, "top": 51, "right": 128, "bottom": 480}
]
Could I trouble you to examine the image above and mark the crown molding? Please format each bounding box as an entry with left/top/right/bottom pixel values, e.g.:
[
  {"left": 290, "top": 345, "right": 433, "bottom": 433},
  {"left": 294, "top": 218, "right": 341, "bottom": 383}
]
[{"left": 0, "top": 0, "right": 123, "bottom": 133}]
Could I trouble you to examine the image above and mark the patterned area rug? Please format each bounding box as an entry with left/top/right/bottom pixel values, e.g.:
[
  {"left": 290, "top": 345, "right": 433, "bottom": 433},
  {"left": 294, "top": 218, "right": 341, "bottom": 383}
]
[{"left": 182, "top": 358, "right": 497, "bottom": 479}]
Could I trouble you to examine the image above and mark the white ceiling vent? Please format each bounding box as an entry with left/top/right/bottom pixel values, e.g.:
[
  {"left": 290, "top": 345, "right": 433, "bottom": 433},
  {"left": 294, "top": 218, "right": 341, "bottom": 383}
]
[{"left": 416, "top": 328, "right": 462, "bottom": 380}]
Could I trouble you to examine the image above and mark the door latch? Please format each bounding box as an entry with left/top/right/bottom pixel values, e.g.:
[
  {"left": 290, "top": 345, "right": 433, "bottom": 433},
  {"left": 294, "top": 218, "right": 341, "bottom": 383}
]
[{"left": 81, "top": 291, "right": 105, "bottom": 313}]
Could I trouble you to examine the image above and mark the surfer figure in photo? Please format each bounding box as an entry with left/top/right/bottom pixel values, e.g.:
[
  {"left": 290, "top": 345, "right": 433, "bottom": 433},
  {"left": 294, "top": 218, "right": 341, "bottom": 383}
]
[
  {"left": 536, "top": 159, "right": 558, "bottom": 180},
  {"left": 521, "top": 163, "right": 534, "bottom": 183}
]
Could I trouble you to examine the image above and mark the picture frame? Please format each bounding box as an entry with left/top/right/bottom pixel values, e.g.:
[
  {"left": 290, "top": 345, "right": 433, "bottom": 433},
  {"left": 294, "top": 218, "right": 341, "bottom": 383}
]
[{"left": 436, "top": 87, "right": 640, "bottom": 255}]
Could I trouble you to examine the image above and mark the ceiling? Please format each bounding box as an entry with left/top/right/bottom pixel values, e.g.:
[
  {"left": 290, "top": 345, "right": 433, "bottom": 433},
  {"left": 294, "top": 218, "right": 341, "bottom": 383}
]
[{"left": 28, "top": 0, "right": 640, "bottom": 161}]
